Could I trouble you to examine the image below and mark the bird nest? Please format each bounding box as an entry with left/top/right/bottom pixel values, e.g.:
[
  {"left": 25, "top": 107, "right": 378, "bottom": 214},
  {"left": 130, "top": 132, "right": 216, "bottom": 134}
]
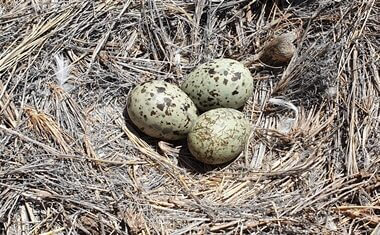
[{"left": 0, "top": 0, "right": 379, "bottom": 234}]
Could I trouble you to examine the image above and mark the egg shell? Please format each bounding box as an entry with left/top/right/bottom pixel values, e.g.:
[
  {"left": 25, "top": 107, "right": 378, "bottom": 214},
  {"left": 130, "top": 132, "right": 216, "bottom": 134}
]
[
  {"left": 181, "top": 58, "right": 254, "bottom": 111},
  {"left": 127, "top": 80, "right": 198, "bottom": 140},
  {"left": 187, "top": 108, "right": 251, "bottom": 165}
]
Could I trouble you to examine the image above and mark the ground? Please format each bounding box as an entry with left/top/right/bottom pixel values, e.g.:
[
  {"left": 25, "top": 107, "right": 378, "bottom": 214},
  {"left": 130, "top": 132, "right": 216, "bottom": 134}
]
[{"left": 0, "top": 0, "right": 379, "bottom": 234}]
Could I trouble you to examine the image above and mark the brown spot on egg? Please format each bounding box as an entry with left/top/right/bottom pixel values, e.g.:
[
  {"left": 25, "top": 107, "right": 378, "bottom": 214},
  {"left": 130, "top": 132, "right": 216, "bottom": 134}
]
[
  {"left": 184, "top": 116, "right": 191, "bottom": 127},
  {"left": 232, "top": 90, "right": 239, "bottom": 95},
  {"left": 156, "top": 87, "right": 166, "bottom": 93},
  {"left": 231, "top": 72, "right": 241, "bottom": 81},
  {"left": 208, "top": 68, "right": 216, "bottom": 75},
  {"left": 157, "top": 103, "right": 165, "bottom": 111},
  {"left": 223, "top": 79, "right": 228, "bottom": 85},
  {"left": 183, "top": 103, "right": 190, "bottom": 111},
  {"left": 209, "top": 90, "right": 219, "bottom": 97},
  {"left": 164, "top": 97, "right": 172, "bottom": 106}
]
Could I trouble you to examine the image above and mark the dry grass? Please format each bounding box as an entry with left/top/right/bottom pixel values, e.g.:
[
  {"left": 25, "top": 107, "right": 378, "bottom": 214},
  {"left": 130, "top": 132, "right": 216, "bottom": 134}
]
[{"left": 0, "top": 0, "right": 379, "bottom": 234}]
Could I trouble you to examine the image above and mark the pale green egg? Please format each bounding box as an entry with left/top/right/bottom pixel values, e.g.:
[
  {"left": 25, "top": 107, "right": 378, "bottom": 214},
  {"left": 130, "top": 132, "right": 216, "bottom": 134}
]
[
  {"left": 187, "top": 108, "right": 251, "bottom": 165},
  {"left": 181, "top": 58, "right": 253, "bottom": 111},
  {"left": 127, "top": 80, "right": 198, "bottom": 140}
]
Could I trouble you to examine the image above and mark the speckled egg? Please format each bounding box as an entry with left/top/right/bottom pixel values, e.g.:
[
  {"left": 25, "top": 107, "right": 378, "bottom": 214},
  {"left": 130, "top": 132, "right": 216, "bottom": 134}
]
[
  {"left": 127, "top": 80, "right": 198, "bottom": 140},
  {"left": 181, "top": 58, "right": 253, "bottom": 111},
  {"left": 187, "top": 108, "right": 251, "bottom": 165}
]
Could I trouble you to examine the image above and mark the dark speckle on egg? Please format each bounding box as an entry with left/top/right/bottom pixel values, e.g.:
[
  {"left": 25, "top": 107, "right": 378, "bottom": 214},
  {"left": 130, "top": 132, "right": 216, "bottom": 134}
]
[
  {"left": 164, "top": 97, "right": 172, "bottom": 106},
  {"left": 209, "top": 90, "right": 219, "bottom": 97},
  {"left": 231, "top": 72, "right": 241, "bottom": 81},
  {"left": 156, "top": 103, "right": 165, "bottom": 111},
  {"left": 183, "top": 103, "right": 190, "bottom": 111},
  {"left": 156, "top": 87, "right": 166, "bottom": 93}
]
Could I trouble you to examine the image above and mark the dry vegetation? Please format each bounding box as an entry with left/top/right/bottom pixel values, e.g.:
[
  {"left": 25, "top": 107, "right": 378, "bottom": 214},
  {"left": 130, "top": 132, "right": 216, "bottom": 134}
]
[{"left": 0, "top": 0, "right": 379, "bottom": 234}]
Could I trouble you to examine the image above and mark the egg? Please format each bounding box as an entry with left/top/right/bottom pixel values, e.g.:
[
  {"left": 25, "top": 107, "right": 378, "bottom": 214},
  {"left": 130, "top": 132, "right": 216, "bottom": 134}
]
[
  {"left": 187, "top": 108, "right": 251, "bottom": 165},
  {"left": 126, "top": 80, "right": 198, "bottom": 140},
  {"left": 181, "top": 58, "right": 254, "bottom": 111}
]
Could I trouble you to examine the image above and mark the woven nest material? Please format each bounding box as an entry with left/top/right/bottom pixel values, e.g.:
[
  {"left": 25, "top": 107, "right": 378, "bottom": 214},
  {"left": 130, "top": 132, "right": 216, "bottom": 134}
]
[{"left": 0, "top": 0, "right": 379, "bottom": 234}]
